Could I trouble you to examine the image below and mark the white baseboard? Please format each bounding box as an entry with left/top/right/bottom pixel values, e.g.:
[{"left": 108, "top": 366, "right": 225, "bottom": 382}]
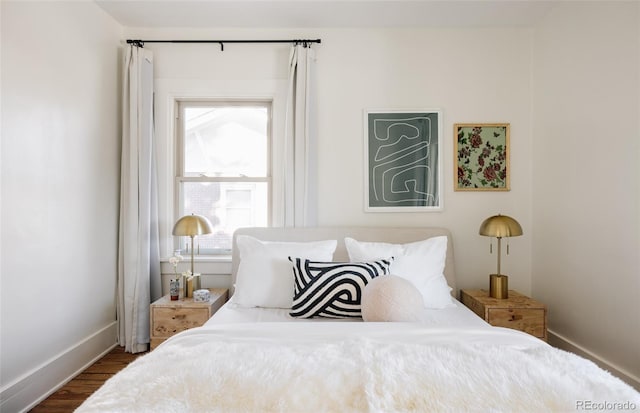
[
  {"left": 0, "top": 321, "right": 118, "bottom": 413},
  {"left": 548, "top": 329, "right": 640, "bottom": 391}
]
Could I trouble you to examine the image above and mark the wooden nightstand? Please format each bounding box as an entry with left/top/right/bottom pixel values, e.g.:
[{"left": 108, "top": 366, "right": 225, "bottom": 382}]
[
  {"left": 150, "top": 288, "right": 228, "bottom": 350},
  {"left": 460, "top": 289, "right": 547, "bottom": 341}
]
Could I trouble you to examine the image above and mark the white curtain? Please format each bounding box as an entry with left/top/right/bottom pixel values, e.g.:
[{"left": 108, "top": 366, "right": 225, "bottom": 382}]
[
  {"left": 118, "top": 45, "right": 161, "bottom": 353},
  {"left": 283, "top": 44, "right": 317, "bottom": 227}
]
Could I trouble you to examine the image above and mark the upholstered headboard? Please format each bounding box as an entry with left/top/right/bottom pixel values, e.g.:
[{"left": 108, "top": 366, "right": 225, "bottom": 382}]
[{"left": 231, "top": 227, "right": 456, "bottom": 296}]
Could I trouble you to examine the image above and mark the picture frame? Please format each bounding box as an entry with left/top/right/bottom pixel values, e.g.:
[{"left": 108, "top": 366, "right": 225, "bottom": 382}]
[
  {"left": 364, "top": 109, "right": 443, "bottom": 212},
  {"left": 454, "top": 123, "right": 510, "bottom": 191}
]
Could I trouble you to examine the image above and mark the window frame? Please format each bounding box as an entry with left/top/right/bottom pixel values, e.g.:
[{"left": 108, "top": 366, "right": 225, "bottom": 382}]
[{"left": 174, "top": 99, "right": 273, "bottom": 255}]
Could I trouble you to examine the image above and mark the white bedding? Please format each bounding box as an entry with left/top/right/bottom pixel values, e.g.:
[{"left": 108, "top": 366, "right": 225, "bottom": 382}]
[
  {"left": 78, "top": 321, "right": 640, "bottom": 412},
  {"left": 78, "top": 227, "right": 640, "bottom": 411},
  {"left": 207, "top": 298, "right": 490, "bottom": 329}
]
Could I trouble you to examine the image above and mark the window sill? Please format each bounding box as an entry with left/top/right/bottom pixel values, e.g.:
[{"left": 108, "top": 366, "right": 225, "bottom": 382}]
[{"left": 160, "top": 255, "right": 231, "bottom": 263}]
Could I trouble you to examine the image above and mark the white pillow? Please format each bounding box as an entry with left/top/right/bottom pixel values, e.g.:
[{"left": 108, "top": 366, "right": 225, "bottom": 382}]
[
  {"left": 344, "top": 236, "right": 455, "bottom": 309},
  {"left": 233, "top": 235, "right": 337, "bottom": 308}
]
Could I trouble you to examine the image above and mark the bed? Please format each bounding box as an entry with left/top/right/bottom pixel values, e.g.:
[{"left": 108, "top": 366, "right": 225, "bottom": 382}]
[{"left": 78, "top": 227, "right": 639, "bottom": 412}]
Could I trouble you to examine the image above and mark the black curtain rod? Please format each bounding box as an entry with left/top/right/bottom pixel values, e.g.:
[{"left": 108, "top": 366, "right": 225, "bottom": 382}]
[{"left": 126, "top": 39, "right": 321, "bottom": 51}]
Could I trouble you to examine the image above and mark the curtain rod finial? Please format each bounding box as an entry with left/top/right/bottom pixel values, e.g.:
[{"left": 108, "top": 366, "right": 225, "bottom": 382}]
[
  {"left": 127, "top": 39, "right": 145, "bottom": 48},
  {"left": 127, "top": 39, "right": 144, "bottom": 47}
]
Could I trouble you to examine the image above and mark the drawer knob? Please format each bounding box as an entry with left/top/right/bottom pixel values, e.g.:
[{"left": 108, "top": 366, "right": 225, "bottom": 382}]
[
  {"left": 510, "top": 314, "right": 523, "bottom": 321},
  {"left": 172, "top": 314, "right": 186, "bottom": 320}
]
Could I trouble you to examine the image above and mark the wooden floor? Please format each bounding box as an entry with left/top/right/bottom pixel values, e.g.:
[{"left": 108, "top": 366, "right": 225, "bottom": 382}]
[{"left": 29, "top": 346, "right": 147, "bottom": 412}]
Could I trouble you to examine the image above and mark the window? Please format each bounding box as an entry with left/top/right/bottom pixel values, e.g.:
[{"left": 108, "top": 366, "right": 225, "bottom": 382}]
[{"left": 176, "top": 101, "right": 271, "bottom": 254}]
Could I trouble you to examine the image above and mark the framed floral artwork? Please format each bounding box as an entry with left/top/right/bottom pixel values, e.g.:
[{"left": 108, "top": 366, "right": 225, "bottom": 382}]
[{"left": 454, "top": 123, "right": 510, "bottom": 191}]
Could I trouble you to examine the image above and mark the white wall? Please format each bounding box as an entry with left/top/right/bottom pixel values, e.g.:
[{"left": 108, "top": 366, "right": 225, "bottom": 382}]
[
  {"left": 0, "top": 2, "right": 122, "bottom": 410},
  {"left": 532, "top": 2, "right": 640, "bottom": 385},
  {"left": 129, "top": 26, "right": 534, "bottom": 295},
  {"left": 316, "top": 28, "right": 533, "bottom": 293}
]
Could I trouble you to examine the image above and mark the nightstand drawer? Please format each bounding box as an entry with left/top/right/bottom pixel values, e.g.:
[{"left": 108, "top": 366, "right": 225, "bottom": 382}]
[
  {"left": 152, "top": 307, "right": 210, "bottom": 337},
  {"left": 487, "top": 308, "right": 546, "bottom": 338}
]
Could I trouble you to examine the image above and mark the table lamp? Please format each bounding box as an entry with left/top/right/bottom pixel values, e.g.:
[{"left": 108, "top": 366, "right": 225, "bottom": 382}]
[
  {"left": 172, "top": 213, "right": 213, "bottom": 296},
  {"left": 479, "top": 214, "right": 523, "bottom": 299}
]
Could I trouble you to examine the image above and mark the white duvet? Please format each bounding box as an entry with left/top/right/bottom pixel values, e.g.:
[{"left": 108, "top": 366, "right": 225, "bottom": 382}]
[{"left": 78, "top": 322, "right": 639, "bottom": 413}]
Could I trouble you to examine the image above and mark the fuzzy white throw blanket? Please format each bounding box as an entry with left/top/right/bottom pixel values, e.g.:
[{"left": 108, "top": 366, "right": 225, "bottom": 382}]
[{"left": 78, "top": 323, "right": 640, "bottom": 412}]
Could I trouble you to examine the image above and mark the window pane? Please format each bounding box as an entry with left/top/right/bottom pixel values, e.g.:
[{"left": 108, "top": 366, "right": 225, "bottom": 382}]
[
  {"left": 226, "top": 189, "right": 252, "bottom": 207},
  {"left": 183, "top": 106, "right": 268, "bottom": 177},
  {"left": 180, "top": 181, "right": 268, "bottom": 253}
]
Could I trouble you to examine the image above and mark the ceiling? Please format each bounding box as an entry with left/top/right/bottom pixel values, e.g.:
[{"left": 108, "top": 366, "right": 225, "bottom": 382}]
[{"left": 94, "top": 0, "right": 557, "bottom": 28}]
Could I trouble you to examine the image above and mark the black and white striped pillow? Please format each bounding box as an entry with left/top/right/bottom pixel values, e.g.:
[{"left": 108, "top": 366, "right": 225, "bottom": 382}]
[{"left": 289, "top": 257, "right": 393, "bottom": 319}]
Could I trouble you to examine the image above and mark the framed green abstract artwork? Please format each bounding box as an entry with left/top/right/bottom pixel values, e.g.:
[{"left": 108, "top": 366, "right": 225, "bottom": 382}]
[
  {"left": 454, "top": 123, "right": 510, "bottom": 191},
  {"left": 365, "top": 109, "right": 443, "bottom": 211}
]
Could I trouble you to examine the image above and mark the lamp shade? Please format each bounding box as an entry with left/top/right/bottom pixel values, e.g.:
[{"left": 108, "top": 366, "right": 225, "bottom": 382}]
[
  {"left": 479, "top": 214, "right": 523, "bottom": 238},
  {"left": 172, "top": 214, "right": 213, "bottom": 237}
]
